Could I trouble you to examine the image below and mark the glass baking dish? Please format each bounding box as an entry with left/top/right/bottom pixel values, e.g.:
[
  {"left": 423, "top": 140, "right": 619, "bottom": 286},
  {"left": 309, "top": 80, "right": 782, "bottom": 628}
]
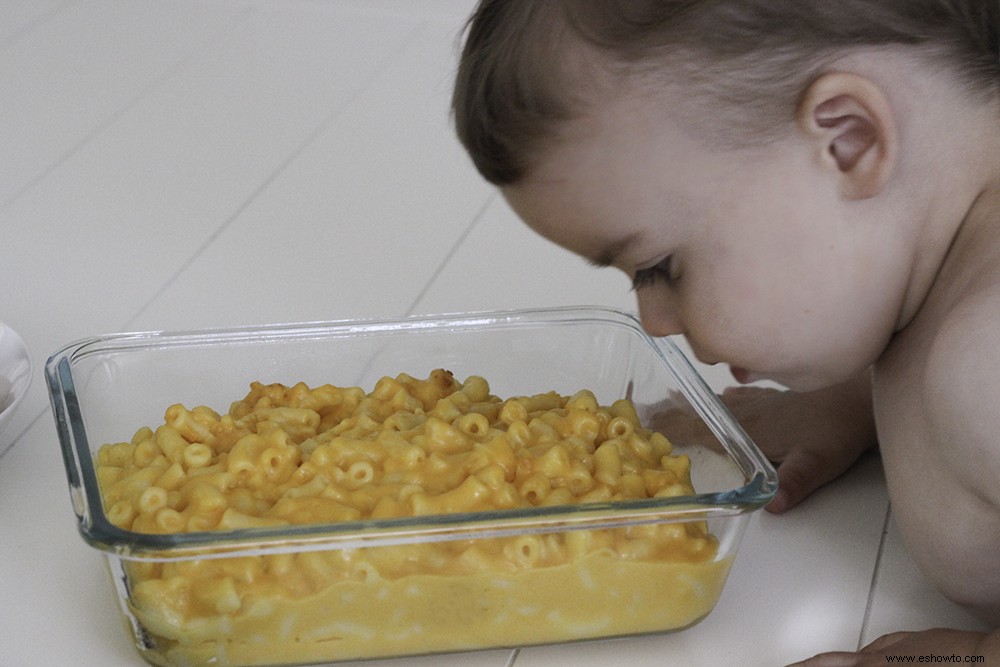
[{"left": 46, "top": 306, "right": 777, "bottom": 667}]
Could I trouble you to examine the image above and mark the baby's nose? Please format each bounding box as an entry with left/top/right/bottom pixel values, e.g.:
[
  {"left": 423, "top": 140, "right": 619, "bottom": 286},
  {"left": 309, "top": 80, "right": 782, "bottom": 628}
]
[{"left": 636, "top": 292, "right": 684, "bottom": 338}]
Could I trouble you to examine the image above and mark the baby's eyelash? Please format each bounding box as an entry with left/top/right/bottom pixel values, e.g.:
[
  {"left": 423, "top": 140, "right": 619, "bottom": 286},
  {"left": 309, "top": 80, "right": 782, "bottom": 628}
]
[{"left": 631, "top": 255, "right": 677, "bottom": 291}]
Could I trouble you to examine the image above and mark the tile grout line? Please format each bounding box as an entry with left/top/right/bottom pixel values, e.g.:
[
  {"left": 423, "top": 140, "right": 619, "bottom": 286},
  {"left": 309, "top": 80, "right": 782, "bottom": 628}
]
[
  {"left": 0, "top": 2, "right": 258, "bottom": 216},
  {"left": 404, "top": 191, "right": 498, "bottom": 317},
  {"left": 0, "top": 406, "right": 46, "bottom": 462},
  {"left": 858, "top": 502, "right": 893, "bottom": 650},
  {"left": 122, "top": 18, "right": 429, "bottom": 332}
]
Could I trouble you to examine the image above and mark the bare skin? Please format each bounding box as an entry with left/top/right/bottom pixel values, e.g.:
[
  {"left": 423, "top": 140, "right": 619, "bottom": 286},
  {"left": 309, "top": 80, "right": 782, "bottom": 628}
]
[
  {"left": 873, "top": 180, "right": 1000, "bottom": 624},
  {"left": 787, "top": 629, "right": 1000, "bottom": 667},
  {"left": 501, "top": 45, "right": 1000, "bottom": 663},
  {"left": 720, "top": 375, "right": 876, "bottom": 515}
]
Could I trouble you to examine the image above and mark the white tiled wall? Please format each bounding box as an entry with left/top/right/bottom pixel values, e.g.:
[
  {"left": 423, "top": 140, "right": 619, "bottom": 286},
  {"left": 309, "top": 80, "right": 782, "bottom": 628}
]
[{"left": 0, "top": 3, "right": 987, "bottom": 666}]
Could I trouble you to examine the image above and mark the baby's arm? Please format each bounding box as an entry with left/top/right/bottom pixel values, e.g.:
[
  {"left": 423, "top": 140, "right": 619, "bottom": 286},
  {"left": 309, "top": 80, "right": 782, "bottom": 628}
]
[
  {"left": 722, "top": 371, "right": 877, "bottom": 513},
  {"left": 909, "top": 297, "right": 1000, "bottom": 621}
]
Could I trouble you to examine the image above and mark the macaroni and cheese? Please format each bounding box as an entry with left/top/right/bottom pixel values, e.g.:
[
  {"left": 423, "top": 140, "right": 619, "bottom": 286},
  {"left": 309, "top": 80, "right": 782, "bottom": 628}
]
[{"left": 95, "top": 370, "right": 729, "bottom": 666}]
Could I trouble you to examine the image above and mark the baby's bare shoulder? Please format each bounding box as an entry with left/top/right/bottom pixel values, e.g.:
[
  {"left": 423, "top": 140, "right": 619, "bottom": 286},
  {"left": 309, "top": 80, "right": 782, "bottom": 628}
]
[{"left": 921, "top": 286, "right": 1000, "bottom": 498}]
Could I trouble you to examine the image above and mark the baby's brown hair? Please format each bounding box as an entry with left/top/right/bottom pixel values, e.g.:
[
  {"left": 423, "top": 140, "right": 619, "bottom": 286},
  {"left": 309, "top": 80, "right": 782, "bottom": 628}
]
[{"left": 453, "top": 0, "right": 1000, "bottom": 186}]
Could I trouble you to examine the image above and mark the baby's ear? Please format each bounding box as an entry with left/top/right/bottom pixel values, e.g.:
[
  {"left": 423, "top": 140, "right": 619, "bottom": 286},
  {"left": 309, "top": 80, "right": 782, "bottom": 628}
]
[{"left": 798, "top": 72, "right": 897, "bottom": 200}]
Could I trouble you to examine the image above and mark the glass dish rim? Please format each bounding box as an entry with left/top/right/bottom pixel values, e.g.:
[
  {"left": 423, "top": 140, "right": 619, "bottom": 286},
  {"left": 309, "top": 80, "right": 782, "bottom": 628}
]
[{"left": 45, "top": 305, "right": 778, "bottom": 560}]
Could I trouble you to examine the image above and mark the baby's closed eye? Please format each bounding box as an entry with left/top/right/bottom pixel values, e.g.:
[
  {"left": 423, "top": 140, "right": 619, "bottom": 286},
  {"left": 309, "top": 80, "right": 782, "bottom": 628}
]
[{"left": 632, "top": 255, "right": 678, "bottom": 291}]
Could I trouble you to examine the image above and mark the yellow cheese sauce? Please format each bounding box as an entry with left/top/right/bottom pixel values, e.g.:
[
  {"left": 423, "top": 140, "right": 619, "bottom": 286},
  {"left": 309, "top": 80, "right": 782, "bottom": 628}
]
[
  {"left": 129, "top": 548, "right": 732, "bottom": 666},
  {"left": 95, "top": 371, "right": 728, "bottom": 666}
]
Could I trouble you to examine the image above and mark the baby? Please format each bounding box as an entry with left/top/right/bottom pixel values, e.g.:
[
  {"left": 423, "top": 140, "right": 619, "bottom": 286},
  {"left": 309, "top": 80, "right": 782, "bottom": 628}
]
[{"left": 452, "top": 1, "right": 1000, "bottom": 664}]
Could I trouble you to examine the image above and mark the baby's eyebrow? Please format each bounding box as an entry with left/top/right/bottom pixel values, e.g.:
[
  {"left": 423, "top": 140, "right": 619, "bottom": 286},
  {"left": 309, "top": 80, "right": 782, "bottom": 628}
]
[{"left": 586, "top": 234, "right": 641, "bottom": 269}]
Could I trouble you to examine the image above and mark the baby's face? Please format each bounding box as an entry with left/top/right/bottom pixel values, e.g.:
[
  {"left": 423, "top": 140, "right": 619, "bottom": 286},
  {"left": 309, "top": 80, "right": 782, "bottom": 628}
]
[{"left": 503, "top": 93, "right": 909, "bottom": 391}]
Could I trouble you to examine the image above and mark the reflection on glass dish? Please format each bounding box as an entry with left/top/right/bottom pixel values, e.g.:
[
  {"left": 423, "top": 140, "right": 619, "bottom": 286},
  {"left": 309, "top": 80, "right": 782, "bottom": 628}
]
[{"left": 0, "top": 321, "right": 32, "bottom": 446}]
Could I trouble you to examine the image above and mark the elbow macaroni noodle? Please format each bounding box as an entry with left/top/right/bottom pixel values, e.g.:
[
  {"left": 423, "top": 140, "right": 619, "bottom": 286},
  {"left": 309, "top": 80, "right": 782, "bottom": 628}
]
[{"left": 95, "top": 370, "right": 729, "bottom": 666}]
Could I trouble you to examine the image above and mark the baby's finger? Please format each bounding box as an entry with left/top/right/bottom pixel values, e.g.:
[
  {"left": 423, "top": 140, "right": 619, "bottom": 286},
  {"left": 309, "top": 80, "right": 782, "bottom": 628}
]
[{"left": 767, "top": 447, "right": 834, "bottom": 514}]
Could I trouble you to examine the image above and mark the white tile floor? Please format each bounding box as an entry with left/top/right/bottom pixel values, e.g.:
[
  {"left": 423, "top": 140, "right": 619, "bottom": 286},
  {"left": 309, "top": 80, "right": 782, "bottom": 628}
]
[{"left": 0, "top": 2, "right": 988, "bottom": 666}]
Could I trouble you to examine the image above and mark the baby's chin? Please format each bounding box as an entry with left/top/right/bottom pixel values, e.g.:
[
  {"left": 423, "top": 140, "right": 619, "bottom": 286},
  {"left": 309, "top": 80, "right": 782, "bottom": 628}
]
[{"left": 729, "top": 366, "right": 758, "bottom": 385}]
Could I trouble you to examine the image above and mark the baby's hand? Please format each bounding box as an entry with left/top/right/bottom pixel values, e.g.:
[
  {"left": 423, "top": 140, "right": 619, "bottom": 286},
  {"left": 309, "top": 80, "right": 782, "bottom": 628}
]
[
  {"left": 720, "top": 375, "right": 877, "bottom": 513},
  {"left": 786, "top": 628, "right": 996, "bottom": 666}
]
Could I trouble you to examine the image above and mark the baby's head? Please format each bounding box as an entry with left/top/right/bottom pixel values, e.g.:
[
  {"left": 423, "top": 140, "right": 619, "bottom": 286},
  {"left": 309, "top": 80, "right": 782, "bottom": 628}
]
[
  {"left": 452, "top": 1, "right": 999, "bottom": 391},
  {"left": 453, "top": 0, "right": 999, "bottom": 186}
]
